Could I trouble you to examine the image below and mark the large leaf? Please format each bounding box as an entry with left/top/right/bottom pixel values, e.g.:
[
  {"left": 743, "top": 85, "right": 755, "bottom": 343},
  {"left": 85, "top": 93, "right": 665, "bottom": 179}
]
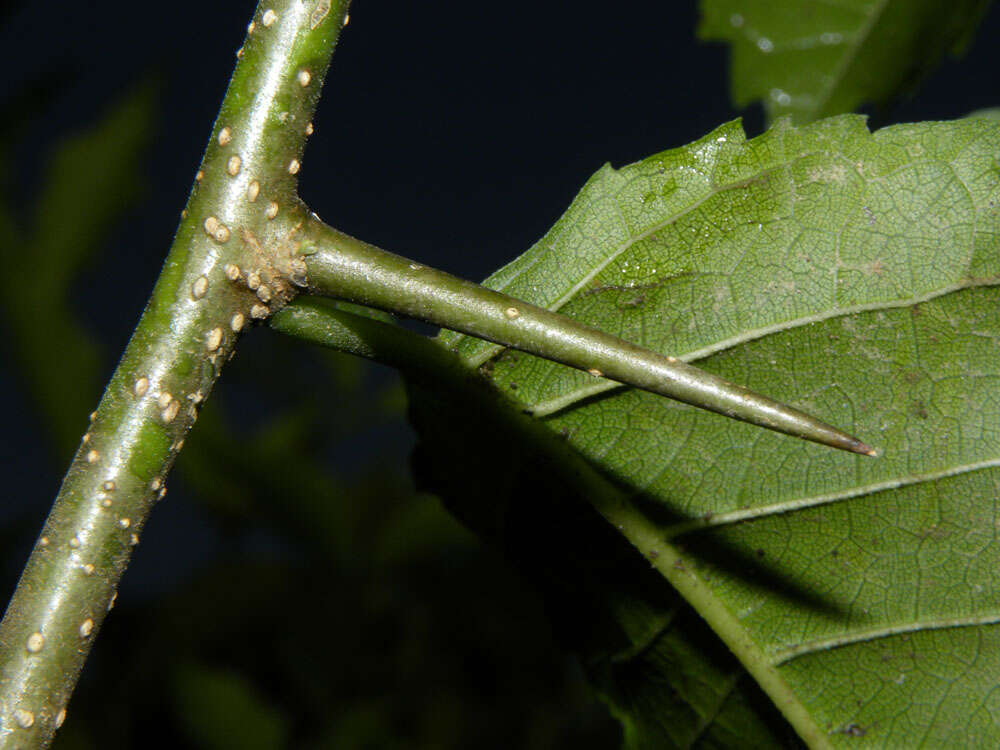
[
  {"left": 698, "top": 0, "right": 992, "bottom": 124},
  {"left": 419, "top": 115, "right": 1000, "bottom": 747}
]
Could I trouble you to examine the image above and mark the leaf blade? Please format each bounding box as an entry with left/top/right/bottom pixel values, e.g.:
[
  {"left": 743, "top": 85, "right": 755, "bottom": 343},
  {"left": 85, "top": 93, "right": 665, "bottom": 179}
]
[{"left": 418, "top": 115, "right": 1000, "bottom": 745}]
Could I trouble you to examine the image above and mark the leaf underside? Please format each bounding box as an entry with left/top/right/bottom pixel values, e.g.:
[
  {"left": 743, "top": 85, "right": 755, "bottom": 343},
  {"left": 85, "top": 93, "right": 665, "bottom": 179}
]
[
  {"left": 697, "top": 0, "right": 992, "bottom": 124},
  {"left": 418, "top": 114, "right": 1000, "bottom": 747}
]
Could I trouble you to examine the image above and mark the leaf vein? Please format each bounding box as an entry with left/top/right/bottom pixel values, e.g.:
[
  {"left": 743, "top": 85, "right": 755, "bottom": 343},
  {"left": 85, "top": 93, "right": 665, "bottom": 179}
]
[
  {"left": 773, "top": 613, "right": 1000, "bottom": 665},
  {"left": 531, "top": 278, "right": 1000, "bottom": 417},
  {"left": 664, "top": 456, "right": 1000, "bottom": 538}
]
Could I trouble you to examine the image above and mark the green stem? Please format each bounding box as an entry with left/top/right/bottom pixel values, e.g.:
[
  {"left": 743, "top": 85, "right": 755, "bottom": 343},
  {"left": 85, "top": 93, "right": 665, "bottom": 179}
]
[
  {"left": 297, "top": 221, "right": 875, "bottom": 455},
  {"left": 0, "top": 1, "right": 349, "bottom": 745},
  {"left": 271, "top": 298, "right": 462, "bottom": 380}
]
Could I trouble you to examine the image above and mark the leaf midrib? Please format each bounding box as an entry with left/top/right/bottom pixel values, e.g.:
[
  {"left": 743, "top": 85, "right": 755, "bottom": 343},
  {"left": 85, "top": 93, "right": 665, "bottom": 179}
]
[
  {"left": 591, "top": 433, "right": 1000, "bottom": 747},
  {"left": 585, "top": 479, "right": 836, "bottom": 749}
]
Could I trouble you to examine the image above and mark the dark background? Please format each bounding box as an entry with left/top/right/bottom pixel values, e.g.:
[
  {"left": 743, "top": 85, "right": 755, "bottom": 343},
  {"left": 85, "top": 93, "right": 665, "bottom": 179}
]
[{"left": 1, "top": 1, "right": 998, "bottom": 747}]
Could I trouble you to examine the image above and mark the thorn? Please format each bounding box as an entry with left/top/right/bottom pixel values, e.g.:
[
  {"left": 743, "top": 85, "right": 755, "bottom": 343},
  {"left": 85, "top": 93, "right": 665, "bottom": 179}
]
[{"left": 839, "top": 437, "right": 880, "bottom": 457}]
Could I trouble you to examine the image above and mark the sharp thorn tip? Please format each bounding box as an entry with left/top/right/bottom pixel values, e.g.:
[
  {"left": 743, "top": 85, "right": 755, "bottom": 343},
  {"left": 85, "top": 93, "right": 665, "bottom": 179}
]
[{"left": 851, "top": 440, "right": 880, "bottom": 457}]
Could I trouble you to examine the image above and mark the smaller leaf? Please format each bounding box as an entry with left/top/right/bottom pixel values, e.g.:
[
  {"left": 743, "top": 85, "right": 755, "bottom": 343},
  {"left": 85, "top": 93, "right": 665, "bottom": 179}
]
[
  {"left": 171, "top": 661, "right": 288, "bottom": 750},
  {"left": 0, "top": 82, "right": 155, "bottom": 456},
  {"left": 967, "top": 107, "right": 1000, "bottom": 121},
  {"left": 699, "top": 0, "right": 993, "bottom": 124}
]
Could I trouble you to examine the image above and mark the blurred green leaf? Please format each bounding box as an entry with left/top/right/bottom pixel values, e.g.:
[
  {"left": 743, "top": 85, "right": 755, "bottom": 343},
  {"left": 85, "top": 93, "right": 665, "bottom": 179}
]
[
  {"left": 0, "top": 67, "right": 76, "bottom": 172},
  {"left": 967, "top": 107, "right": 1000, "bottom": 120},
  {"left": 699, "top": 0, "right": 992, "bottom": 124},
  {"left": 417, "top": 114, "right": 1000, "bottom": 746},
  {"left": 172, "top": 661, "right": 288, "bottom": 750},
  {"left": 0, "top": 82, "right": 155, "bottom": 456},
  {"left": 372, "top": 493, "right": 476, "bottom": 566}
]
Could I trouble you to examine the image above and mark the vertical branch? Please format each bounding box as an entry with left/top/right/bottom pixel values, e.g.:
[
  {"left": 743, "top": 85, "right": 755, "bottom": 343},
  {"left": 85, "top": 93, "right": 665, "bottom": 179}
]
[{"left": 0, "top": 1, "right": 349, "bottom": 745}]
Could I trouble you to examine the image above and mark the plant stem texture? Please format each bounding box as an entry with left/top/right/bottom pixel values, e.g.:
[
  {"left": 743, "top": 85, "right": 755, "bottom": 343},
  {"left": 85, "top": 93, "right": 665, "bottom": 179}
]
[{"left": 0, "top": 1, "right": 349, "bottom": 745}]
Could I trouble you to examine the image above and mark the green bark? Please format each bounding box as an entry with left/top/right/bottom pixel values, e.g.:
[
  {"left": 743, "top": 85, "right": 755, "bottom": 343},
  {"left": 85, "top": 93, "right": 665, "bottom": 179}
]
[{"left": 0, "top": 2, "right": 350, "bottom": 745}]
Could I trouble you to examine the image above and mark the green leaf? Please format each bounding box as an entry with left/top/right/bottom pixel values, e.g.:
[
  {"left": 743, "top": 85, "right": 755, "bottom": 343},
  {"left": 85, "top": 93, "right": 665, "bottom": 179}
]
[
  {"left": 967, "top": 107, "right": 1000, "bottom": 122},
  {"left": 698, "top": 0, "right": 992, "bottom": 124},
  {"left": 420, "top": 115, "right": 1000, "bottom": 746},
  {"left": 0, "top": 83, "right": 155, "bottom": 457},
  {"left": 171, "top": 661, "right": 288, "bottom": 750}
]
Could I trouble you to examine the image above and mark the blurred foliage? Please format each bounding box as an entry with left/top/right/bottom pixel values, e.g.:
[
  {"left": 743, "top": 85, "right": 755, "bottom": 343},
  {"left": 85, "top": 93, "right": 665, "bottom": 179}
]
[
  {"left": 0, "top": 80, "right": 618, "bottom": 747},
  {"left": 0, "top": 78, "right": 153, "bottom": 458},
  {"left": 699, "top": 0, "right": 993, "bottom": 125},
  {"left": 967, "top": 106, "right": 1000, "bottom": 120}
]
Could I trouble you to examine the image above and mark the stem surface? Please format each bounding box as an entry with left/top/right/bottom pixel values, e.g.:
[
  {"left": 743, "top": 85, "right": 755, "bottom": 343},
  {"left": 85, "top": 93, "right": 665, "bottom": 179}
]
[{"left": 0, "top": 2, "right": 349, "bottom": 744}]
